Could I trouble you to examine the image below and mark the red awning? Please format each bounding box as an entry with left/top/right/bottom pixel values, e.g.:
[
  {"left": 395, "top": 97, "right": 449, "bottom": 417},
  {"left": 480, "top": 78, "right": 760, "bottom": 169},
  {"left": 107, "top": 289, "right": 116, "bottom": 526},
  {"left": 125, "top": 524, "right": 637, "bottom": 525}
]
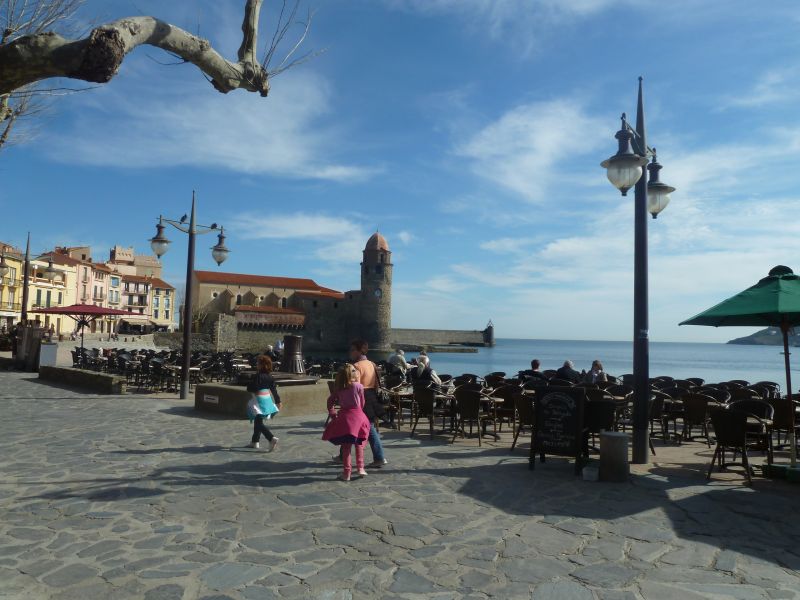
[{"left": 30, "top": 303, "right": 131, "bottom": 316}]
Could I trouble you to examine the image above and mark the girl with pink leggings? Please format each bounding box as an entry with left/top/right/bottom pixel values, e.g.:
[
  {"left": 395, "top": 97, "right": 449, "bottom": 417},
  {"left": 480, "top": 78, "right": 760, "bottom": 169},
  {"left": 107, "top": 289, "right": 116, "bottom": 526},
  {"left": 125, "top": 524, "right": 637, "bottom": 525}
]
[{"left": 322, "top": 364, "right": 371, "bottom": 481}]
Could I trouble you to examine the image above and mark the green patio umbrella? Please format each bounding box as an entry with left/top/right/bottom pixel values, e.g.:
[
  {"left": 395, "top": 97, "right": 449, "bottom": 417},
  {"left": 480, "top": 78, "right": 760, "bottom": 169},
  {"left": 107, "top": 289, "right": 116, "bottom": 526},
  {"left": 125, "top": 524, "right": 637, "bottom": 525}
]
[{"left": 680, "top": 265, "right": 799, "bottom": 466}]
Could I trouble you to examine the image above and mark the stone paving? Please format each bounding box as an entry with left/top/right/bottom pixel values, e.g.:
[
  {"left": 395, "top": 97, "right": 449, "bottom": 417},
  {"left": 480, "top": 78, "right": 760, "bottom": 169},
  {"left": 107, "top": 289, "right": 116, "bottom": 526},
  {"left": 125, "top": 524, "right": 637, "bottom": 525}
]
[{"left": 1, "top": 371, "right": 799, "bottom": 599}]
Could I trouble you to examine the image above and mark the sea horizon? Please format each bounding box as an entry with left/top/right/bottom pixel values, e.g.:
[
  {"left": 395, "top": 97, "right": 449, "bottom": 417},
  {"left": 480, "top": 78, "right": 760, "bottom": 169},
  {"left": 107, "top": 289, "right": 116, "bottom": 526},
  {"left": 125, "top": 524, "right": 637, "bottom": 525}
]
[{"left": 400, "top": 337, "right": 794, "bottom": 390}]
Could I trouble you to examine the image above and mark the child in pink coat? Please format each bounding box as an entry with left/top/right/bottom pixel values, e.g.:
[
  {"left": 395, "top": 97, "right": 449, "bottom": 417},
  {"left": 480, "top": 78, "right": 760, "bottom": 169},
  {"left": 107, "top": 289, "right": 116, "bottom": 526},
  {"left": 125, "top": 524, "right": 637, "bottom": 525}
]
[{"left": 322, "top": 364, "right": 372, "bottom": 481}]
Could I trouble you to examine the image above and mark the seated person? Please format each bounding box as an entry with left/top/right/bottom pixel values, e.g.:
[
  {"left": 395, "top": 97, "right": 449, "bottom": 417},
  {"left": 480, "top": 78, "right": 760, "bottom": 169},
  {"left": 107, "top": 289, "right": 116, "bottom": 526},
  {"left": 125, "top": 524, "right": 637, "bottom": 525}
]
[
  {"left": 387, "top": 349, "right": 408, "bottom": 376},
  {"left": 521, "top": 359, "right": 549, "bottom": 383},
  {"left": 555, "top": 360, "right": 582, "bottom": 384},
  {"left": 410, "top": 355, "right": 442, "bottom": 387},
  {"left": 585, "top": 359, "right": 608, "bottom": 384}
]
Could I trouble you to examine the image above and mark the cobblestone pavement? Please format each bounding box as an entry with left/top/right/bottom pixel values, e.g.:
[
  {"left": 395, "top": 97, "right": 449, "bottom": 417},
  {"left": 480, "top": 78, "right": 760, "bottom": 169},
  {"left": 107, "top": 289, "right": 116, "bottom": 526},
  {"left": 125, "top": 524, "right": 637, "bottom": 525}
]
[{"left": 1, "top": 371, "right": 799, "bottom": 600}]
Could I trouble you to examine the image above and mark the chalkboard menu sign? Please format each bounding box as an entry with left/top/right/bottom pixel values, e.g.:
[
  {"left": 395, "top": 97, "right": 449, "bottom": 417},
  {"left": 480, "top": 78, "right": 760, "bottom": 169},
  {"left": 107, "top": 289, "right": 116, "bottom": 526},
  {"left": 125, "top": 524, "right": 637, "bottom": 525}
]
[{"left": 530, "top": 386, "right": 586, "bottom": 474}]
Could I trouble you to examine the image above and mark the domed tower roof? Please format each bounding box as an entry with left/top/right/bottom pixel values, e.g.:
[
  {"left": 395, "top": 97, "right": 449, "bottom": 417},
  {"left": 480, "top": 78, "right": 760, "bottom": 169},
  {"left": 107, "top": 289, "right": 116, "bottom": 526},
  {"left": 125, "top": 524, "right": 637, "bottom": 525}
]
[{"left": 365, "top": 232, "right": 389, "bottom": 252}]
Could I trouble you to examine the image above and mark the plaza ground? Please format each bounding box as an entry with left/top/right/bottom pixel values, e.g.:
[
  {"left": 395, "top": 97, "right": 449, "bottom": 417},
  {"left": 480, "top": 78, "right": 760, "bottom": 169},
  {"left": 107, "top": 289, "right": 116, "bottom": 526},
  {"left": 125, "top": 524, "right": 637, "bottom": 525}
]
[{"left": 0, "top": 371, "right": 799, "bottom": 599}]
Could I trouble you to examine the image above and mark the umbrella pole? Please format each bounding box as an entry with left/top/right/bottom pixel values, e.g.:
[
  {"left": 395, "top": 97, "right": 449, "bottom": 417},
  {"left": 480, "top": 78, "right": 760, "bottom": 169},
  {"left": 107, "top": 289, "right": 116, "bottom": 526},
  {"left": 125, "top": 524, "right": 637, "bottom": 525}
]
[{"left": 781, "top": 321, "right": 796, "bottom": 468}]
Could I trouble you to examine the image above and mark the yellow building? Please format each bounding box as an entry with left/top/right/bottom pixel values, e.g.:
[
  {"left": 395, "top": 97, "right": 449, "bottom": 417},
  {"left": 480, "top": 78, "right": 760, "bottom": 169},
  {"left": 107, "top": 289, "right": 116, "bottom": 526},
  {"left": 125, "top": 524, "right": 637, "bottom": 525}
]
[
  {"left": 0, "top": 242, "right": 24, "bottom": 330},
  {"left": 27, "top": 255, "right": 77, "bottom": 335}
]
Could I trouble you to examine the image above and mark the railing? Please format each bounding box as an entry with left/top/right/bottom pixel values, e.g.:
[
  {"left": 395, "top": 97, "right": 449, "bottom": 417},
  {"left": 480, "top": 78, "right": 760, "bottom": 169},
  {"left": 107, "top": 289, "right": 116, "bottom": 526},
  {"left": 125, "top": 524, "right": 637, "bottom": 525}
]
[
  {"left": 127, "top": 302, "right": 148, "bottom": 307},
  {"left": 108, "top": 297, "right": 120, "bottom": 304},
  {"left": 0, "top": 303, "right": 21, "bottom": 311},
  {"left": 93, "top": 291, "right": 105, "bottom": 300},
  {"left": 0, "top": 278, "right": 22, "bottom": 287},
  {"left": 80, "top": 294, "right": 89, "bottom": 302}
]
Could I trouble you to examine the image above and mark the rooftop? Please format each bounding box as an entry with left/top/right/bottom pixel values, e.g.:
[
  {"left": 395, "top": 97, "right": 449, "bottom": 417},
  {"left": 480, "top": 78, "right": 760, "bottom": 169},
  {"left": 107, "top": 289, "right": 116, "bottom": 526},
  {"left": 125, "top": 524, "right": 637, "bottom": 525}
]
[
  {"left": 194, "top": 270, "right": 339, "bottom": 294},
  {"left": 365, "top": 231, "right": 390, "bottom": 252}
]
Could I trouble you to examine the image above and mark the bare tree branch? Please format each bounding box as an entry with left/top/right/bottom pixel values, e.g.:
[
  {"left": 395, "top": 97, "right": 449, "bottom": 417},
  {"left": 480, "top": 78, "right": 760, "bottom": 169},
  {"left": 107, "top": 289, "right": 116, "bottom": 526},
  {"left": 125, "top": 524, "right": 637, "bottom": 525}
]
[
  {"left": 0, "top": 12, "right": 272, "bottom": 96},
  {"left": 0, "top": 0, "right": 321, "bottom": 148}
]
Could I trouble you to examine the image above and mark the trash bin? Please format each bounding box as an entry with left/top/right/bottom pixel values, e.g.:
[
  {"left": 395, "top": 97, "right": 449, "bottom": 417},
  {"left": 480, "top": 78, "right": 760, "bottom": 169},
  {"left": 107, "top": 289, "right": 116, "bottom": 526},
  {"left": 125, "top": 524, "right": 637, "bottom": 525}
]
[{"left": 599, "top": 431, "right": 629, "bottom": 482}]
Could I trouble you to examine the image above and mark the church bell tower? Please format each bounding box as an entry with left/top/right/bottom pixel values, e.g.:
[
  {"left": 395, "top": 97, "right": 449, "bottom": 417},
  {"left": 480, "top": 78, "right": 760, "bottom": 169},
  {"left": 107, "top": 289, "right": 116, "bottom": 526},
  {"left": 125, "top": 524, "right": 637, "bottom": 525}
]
[{"left": 359, "top": 232, "right": 392, "bottom": 352}]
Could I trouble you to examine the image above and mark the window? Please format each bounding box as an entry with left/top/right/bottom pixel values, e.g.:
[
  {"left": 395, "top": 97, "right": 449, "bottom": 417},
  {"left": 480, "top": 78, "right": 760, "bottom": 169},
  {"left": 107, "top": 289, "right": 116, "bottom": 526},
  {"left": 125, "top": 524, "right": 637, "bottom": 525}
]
[
  {"left": 333, "top": 302, "right": 338, "bottom": 309},
  {"left": 127, "top": 295, "right": 133, "bottom": 305},
  {"left": 154, "top": 309, "right": 160, "bottom": 319},
  {"left": 380, "top": 254, "right": 384, "bottom": 263},
  {"left": 165, "top": 290, "right": 171, "bottom": 297},
  {"left": 154, "top": 288, "right": 161, "bottom": 296},
  {"left": 312, "top": 300, "right": 318, "bottom": 308},
  {"left": 236, "top": 294, "right": 242, "bottom": 305},
  {"left": 111, "top": 277, "right": 119, "bottom": 287},
  {"left": 165, "top": 310, "right": 170, "bottom": 320},
  {"left": 375, "top": 265, "right": 383, "bottom": 274},
  {"left": 212, "top": 292, "right": 218, "bottom": 299},
  {"left": 138, "top": 295, "right": 146, "bottom": 305},
  {"left": 124, "top": 282, "right": 130, "bottom": 291},
  {"left": 165, "top": 298, "right": 170, "bottom": 308},
  {"left": 57, "top": 292, "right": 62, "bottom": 304},
  {"left": 153, "top": 297, "right": 159, "bottom": 308},
  {"left": 35, "top": 289, "right": 41, "bottom": 306},
  {"left": 46, "top": 290, "right": 51, "bottom": 307},
  {"left": 138, "top": 308, "right": 144, "bottom": 315},
  {"left": 9, "top": 266, "right": 16, "bottom": 280},
  {"left": 281, "top": 298, "right": 287, "bottom": 308}
]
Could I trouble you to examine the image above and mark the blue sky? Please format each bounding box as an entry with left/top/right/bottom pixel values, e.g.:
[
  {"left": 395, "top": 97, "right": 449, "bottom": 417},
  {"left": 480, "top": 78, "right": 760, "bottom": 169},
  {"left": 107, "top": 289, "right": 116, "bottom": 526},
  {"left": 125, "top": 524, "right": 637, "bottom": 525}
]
[{"left": 3, "top": 0, "right": 800, "bottom": 343}]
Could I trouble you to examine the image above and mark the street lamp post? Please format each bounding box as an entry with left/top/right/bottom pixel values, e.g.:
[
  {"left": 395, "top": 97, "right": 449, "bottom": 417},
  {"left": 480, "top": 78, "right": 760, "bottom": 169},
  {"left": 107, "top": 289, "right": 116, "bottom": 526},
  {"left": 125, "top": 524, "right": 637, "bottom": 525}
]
[
  {"left": 601, "top": 77, "right": 675, "bottom": 464},
  {"left": 150, "top": 191, "right": 229, "bottom": 400}
]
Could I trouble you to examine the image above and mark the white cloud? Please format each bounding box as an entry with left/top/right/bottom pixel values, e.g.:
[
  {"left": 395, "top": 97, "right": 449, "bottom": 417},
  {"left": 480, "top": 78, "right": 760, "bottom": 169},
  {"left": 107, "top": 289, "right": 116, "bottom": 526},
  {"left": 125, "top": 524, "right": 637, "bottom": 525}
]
[
  {"left": 396, "top": 230, "right": 416, "bottom": 245},
  {"left": 44, "top": 69, "right": 374, "bottom": 182},
  {"left": 723, "top": 67, "right": 800, "bottom": 109},
  {"left": 230, "top": 212, "right": 369, "bottom": 266},
  {"left": 456, "top": 99, "right": 607, "bottom": 203},
  {"left": 384, "top": 0, "right": 635, "bottom": 54}
]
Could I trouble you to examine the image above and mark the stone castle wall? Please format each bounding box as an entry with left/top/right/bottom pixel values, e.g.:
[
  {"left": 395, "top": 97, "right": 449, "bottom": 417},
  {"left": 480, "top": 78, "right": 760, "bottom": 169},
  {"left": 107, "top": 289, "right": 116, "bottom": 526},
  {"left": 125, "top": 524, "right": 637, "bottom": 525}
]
[{"left": 391, "top": 328, "right": 489, "bottom": 347}]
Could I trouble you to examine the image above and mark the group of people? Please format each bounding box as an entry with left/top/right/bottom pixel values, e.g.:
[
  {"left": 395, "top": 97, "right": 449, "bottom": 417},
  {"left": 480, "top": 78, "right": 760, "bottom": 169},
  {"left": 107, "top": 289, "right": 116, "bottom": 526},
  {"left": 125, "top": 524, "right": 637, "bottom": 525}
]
[
  {"left": 244, "top": 338, "right": 389, "bottom": 482},
  {"left": 522, "top": 358, "right": 607, "bottom": 384}
]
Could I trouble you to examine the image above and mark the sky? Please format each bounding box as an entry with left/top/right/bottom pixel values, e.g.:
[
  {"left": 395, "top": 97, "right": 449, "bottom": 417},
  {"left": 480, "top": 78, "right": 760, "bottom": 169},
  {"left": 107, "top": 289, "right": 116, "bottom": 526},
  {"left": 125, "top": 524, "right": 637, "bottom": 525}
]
[{"left": 3, "top": 0, "right": 800, "bottom": 343}]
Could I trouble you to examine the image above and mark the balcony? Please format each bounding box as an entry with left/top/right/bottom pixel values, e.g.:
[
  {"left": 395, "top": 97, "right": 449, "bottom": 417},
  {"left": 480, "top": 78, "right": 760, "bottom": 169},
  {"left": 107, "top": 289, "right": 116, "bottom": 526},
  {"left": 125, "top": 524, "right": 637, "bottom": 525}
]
[
  {"left": 126, "top": 302, "right": 148, "bottom": 308},
  {"left": 80, "top": 294, "right": 90, "bottom": 302},
  {"left": 0, "top": 303, "right": 21, "bottom": 312},
  {"left": 93, "top": 291, "right": 106, "bottom": 301},
  {"left": 108, "top": 296, "right": 120, "bottom": 304},
  {"left": 0, "top": 278, "right": 22, "bottom": 287}
]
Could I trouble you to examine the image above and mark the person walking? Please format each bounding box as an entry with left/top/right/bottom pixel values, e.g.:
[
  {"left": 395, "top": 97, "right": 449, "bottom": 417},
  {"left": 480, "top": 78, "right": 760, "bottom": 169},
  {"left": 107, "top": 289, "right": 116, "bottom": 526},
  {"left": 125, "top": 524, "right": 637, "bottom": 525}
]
[
  {"left": 323, "top": 364, "right": 371, "bottom": 481},
  {"left": 246, "top": 355, "right": 281, "bottom": 451},
  {"left": 349, "top": 339, "right": 388, "bottom": 468}
]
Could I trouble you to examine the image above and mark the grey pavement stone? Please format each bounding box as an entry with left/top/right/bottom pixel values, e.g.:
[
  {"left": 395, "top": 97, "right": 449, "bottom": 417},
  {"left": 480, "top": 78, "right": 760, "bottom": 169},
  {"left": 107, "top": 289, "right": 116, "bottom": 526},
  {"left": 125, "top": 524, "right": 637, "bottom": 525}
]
[
  {"left": 389, "top": 569, "right": 439, "bottom": 594},
  {"left": 144, "top": 584, "right": 185, "bottom": 600},
  {"left": 42, "top": 564, "right": 99, "bottom": 587},
  {"left": 533, "top": 580, "right": 594, "bottom": 600},
  {"left": 201, "top": 563, "right": 266, "bottom": 591},
  {"left": 1, "top": 371, "right": 799, "bottom": 600},
  {"left": 571, "top": 563, "right": 639, "bottom": 588}
]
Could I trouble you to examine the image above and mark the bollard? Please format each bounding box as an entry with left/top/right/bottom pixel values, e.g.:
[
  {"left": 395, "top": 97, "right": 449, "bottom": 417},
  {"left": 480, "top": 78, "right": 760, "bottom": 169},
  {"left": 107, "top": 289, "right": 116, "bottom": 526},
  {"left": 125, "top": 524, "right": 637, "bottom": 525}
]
[{"left": 599, "top": 431, "right": 629, "bottom": 482}]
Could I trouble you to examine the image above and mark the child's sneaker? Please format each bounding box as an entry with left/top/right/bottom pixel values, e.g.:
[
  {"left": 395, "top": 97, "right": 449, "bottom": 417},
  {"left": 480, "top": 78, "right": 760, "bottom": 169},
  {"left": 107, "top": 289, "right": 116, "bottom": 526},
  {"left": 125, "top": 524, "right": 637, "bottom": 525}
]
[
  {"left": 356, "top": 469, "right": 368, "bottom": 478},
  {"left": 247, "top": 442, "right": 260, "bottom": 449},
  {"left": 268, "top": 438, "right": 279, "bottom": 452}
]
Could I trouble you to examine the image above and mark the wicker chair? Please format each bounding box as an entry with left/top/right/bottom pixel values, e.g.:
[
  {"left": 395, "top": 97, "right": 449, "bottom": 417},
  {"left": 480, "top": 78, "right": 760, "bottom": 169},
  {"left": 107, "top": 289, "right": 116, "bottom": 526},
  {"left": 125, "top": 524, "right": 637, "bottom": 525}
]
[
  {"left": 451, "top": 387, "right": 496, "bottom": 446},
  {"left": 680, "top": 393, "right": 714, "bottom": 446},
  {"left": 411, "top": 385, "right": 449, "bottom": 440},
  {"left": 729, "top": 399, "right": 774, "bottom": 464},
  {"left": 490, "top": 384, "right": 520, "bottom": 433},
  {"left": 510, "top": 391, "right": 534, "bottom": 452},
  {"left": 708, "top": 408, "right": 753, "bottom": 485}
]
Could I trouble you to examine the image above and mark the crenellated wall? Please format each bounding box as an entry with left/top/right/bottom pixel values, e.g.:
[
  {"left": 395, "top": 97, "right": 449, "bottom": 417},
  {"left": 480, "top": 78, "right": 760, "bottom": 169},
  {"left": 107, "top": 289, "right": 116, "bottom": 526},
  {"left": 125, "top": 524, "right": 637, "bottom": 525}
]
[{"left": 391, "top": 327, "right": 492, "bottom": 347}]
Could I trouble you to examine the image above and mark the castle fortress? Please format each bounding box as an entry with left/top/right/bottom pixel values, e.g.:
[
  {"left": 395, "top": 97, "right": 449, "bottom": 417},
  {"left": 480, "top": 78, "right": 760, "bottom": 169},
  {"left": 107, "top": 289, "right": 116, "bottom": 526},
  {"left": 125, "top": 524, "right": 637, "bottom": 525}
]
[{"left": 191, "top": 233, "right": 493, "bottom": 353}]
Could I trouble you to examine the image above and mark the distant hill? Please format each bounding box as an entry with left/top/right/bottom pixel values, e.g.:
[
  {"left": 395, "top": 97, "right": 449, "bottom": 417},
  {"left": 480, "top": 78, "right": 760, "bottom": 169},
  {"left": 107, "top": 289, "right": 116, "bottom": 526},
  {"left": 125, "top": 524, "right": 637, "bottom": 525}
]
[{"left": 727, "top": 326, "right": 800, "bottom": 346}]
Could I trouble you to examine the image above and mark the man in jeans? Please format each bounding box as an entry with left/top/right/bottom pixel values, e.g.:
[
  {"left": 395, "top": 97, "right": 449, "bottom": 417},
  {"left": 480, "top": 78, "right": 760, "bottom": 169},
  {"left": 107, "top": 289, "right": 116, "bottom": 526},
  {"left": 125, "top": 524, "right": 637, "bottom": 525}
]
[{"left": 349, "top": 339, "right": 388, "bottom": 468}]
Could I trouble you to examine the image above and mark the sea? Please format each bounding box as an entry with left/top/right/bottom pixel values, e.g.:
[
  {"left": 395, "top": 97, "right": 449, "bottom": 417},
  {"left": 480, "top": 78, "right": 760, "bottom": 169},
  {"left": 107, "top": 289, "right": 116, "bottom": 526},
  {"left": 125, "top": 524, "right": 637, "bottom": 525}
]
[{"left": 400, "top": 339, "right": 795, "bottom": 389}]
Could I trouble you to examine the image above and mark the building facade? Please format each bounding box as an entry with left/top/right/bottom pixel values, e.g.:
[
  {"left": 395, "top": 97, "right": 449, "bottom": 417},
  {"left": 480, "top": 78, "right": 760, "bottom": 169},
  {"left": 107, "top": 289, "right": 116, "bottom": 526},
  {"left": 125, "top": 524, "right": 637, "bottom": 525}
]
[{"left": 192, "top": 233, "right": 393, "bottom": 352}]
